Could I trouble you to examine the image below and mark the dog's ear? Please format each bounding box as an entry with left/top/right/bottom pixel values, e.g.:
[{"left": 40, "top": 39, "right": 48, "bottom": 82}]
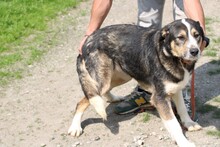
[
  {"left": 161, "top": 29, "right": 169, "bottom": 39},
  {"left": 195, "top": 21, "right": 205, "bottom": 40},
  {"left": 160, "top": 26, "right": 170, "bottom": 42}
]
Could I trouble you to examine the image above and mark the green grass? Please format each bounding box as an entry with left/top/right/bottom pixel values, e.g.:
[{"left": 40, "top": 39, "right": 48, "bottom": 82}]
[
  {"left": 204, "top": 50, "right": 217, "bottom": 57},
  {"left": 213, "top": 96, "right": 220, "bottom": 103},
  {"left": 0, "top": 0, "right": 83, "bottom": 86},
  {"left": 0, "top": 0, "right": 81, "bottom": 48},
  {"left": 0, "top": 54, "right": 22, "bottom": 68},
  {"left": 207, "top": 130, "right": 220, "bottom": 138},
  {"left": 142, "top": 112, "right": 150, "bottom": 123}
]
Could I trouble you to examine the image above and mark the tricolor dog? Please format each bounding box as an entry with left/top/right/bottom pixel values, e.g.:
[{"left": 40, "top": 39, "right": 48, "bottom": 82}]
[{"left": 68, "top": 18, "right": 204, "bottom": 147}]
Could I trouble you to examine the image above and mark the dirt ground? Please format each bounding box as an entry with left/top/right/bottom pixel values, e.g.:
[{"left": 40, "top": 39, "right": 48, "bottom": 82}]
[{"left": 0, "top": 0, "right": 220, "bottom": 147}]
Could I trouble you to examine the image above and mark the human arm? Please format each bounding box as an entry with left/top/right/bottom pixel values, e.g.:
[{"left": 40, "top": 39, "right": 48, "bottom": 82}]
[{"left": 78, "top": 0, "right": 113, "bottom": 54}]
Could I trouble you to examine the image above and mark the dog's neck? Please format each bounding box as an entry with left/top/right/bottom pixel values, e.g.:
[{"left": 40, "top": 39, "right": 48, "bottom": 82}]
[{"left": 180, "top": 59, "right": 196, "bottom": 73}]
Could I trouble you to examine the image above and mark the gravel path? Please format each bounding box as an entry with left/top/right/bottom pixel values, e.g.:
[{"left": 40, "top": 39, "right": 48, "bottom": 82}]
[{"left": 0, "top": 0, "right": 219, "bottom": 147}]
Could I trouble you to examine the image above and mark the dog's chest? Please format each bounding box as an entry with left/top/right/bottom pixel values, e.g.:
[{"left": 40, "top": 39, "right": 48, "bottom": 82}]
[{"left": 163, "top": 69, "right": 190, "bottom": 95}]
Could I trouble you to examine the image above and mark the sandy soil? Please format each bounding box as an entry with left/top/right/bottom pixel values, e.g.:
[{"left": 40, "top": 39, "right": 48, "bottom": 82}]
[{"left": 0, "top": 0, "right": 220, "bottom": 147}]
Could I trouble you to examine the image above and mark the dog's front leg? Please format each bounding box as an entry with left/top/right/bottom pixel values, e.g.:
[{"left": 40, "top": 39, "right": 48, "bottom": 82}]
[
  {"left": 152, "top": 94, "right": 195, "bottom": 147},
  {"left": 172, "top": 91, "right": 202, "bottom": 131},
  {"left": 68, "top": 97, "right": 90, "bottom": 137}
]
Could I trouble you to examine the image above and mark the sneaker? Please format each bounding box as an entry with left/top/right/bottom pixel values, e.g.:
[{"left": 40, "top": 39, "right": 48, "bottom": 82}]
[{"left": 114, "top": 87, "right": 153, "bottom": 115}]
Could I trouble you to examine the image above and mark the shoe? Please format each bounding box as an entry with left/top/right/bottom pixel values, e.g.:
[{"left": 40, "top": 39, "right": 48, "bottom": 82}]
[{"left": 114, "top": 87, "right": 153, "bottom": 115}]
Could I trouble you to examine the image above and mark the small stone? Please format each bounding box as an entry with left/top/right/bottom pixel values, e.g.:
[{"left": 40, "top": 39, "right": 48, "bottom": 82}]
[
  {"left": 137, "top": 139, "right": 144, "bottom": 146},
  {"left": 72, "top": 142, "right": 81, "bottom": 147},
  {"left": 40, "top": 144, "right": 46, "bottom": 147},
  {"left": 158, "top": 135, "right": 164, "bottom": 140},
  {"left": 50, "top": 136, "right": 55, "bottom": 141},
  {"left": 94, "top": 136, "right": 100, "bottom": 141}
]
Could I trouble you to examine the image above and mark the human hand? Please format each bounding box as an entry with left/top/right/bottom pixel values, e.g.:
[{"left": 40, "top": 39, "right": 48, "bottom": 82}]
[{"left": 78, "top": 35, "right": 89, "bottom": 55}]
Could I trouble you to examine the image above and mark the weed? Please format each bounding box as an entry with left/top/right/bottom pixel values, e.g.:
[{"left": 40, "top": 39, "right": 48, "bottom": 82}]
[
  {"left": 207, "top": 130, "right": 220, "bottom": 138},
  {"left": 204, "top": 50, "right": 217, "bottom": 57},
  {"left": 213, "top": 96, "right": 220, "bottom": 103},
  {"left": 142, "top": 112, "right": 150, "bottom": 123}
]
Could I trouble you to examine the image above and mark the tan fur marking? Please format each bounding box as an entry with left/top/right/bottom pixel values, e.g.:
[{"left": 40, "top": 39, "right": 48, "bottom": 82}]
[
  {"left": 75, "top": 97, "right": 90, "bottom": 114},
  {"left": 151, "top": 94, "right": 173, "bottom": 120},
  {"left": 170, "top": 30, "right": 188, "bottom": 58}
]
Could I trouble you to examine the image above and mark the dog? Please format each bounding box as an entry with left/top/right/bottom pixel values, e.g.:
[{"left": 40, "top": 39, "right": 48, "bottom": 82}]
[{"left": 68, "top": 18, "right": 204, "bottom": 147}]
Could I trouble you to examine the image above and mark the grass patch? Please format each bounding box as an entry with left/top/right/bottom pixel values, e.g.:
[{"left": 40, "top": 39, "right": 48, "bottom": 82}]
[
  {"left": 26, "top": 48, "right": 46, "bottom": 65},
  {"left": 213, "top": 96, "right": 220, "bottom": 103},
  {"left": 204, "top": 50, "right": 217, "bottom": 57},
  {"left": 213, "top": 37, "right": 220, "bottom": 44},
  {"left": 142, "top": 112, "right": 150, "bottom": 123},
  {"left": 0, "top": 53, "right": 22, "bottom": 68},
  {"left": 205, "top": 17, "right": 214, "bottom": 25},
  {"left": 0, "top": 71, "right": 23, "bottom": 85},
  {"left": 0, "top": 0, "right": 81, "bottom": 49},
  {"left": 0, "top": 0, "right": 83, "bottom": 86},
  {"left": 207, "top": 130, "right": 220, "bottom": 138}
]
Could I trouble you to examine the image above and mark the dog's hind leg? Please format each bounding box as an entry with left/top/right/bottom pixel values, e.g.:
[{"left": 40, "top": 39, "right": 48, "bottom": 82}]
[
  {"left": 68, "top": 95, "right": 107, "bottom": 137},
  {"left": 77, "top": 55, "right": 108, "bottom": 119},
  {"left": 152, "top": 94, "right": 195, "bottom": 147},
  {"left": 68, "top": 97, "right": 90, "bottom": 137},
  {"left": 172, "top": 91, "right": 202, "bottom": 131}
]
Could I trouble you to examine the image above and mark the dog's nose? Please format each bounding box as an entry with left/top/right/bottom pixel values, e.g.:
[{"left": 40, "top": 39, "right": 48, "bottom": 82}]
[{"left": 190, "top": 48, "right": 199, "bottom": 56}]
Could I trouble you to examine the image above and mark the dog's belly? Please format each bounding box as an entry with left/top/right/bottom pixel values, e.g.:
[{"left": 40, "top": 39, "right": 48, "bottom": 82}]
[{"left": 163, "top": 69, "right": 190, "bottom": 95}]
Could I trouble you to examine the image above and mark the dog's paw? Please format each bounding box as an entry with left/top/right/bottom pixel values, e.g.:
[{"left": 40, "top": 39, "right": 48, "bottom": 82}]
[
  {"left": 68, "top": 124, "right": 83, "bottom": 137},
  {"left": 183, "top": 121, "right": 202, "bottom": 131}
]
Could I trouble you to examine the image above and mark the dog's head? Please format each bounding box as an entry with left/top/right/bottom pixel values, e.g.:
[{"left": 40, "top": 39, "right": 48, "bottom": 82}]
[{"left": 160, "top": 18, "right": 205, "bottom": 61}]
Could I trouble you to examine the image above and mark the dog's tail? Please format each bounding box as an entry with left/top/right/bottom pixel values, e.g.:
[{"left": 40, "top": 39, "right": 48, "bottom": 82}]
[{"left": 76, "top": 55, "right": 107, "bottom": 120}]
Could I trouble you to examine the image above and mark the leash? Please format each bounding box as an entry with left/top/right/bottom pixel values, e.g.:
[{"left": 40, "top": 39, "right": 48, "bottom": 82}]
[{"left": 190, "top": 70, "right": 196, "bottom": 120}]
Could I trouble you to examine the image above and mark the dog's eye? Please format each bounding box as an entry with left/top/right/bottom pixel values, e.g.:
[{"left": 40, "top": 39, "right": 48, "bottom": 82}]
[
  {"left": 194, "top": 33, "right": 200, "bottom": 39},
  {"left": 177, "top": 35, "right": 185, "bottom": 41}
]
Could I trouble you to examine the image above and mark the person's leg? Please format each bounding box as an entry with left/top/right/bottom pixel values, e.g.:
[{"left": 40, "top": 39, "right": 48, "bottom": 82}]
[
  {"left": 137, "top": 0, "right": 165, "bottom": 28},
  {"left": 173, "top": 0, "right": 186, "bottom": 20}
]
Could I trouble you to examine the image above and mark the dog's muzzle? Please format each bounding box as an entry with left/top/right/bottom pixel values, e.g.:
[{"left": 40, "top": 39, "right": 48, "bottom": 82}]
[{"left": 189, "top": 48, "right": 199, "bottom": 57}]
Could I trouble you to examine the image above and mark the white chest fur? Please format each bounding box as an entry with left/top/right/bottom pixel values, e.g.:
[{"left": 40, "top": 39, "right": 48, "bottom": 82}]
[{"left": 163, "top": 68, "right": 190, "bottom": 95}]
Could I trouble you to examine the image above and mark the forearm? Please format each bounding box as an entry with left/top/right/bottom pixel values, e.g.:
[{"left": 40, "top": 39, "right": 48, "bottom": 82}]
[
  {"left": 183, "top": 0, "right": 206, "bottom": 34},
  {"left": 85, "top": 0, "right": 113, "bottom": 35}
]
